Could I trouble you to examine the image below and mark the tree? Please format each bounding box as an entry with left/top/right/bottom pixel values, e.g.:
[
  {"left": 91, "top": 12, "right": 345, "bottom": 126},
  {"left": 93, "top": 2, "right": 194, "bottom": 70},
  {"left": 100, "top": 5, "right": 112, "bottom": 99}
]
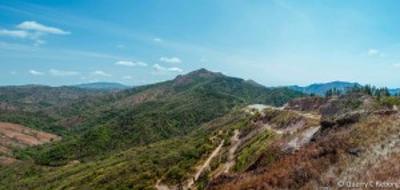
[{"left": 325, "top": 88, "right": 341, "bottom": 97}]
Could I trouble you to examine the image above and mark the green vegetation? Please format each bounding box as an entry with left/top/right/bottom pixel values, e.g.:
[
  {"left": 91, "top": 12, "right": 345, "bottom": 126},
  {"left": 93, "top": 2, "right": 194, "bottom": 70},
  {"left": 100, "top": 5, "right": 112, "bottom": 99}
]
[
  {"left": 234, "top": 130, "right": 275, "bottom": 172},
  {"left": 0, "top": 128, "right": 216, "bottom": 190},
  {"left": 11, "top": 69, "right": 303, "bottom": 165},
  {"left": 0, "top": 69, "right": 304, "bottom": 189},
  {"left": 380, "top": 96, "right": 400, "bottom": 107},
  {"left": 0, "top": 109, "right": 249, "bottom": 190}
]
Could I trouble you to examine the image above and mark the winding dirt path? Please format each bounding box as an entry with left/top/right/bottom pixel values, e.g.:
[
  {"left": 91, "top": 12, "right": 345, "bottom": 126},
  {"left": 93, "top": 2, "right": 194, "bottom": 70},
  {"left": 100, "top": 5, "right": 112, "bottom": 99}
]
[
  {"left": 186, "top": 140, "right": 225, "bottom": 189},
  {"left": 223, "top": 130, "right": 240, "bottom": 173},
  {"left": 155, "top": 180, "right": 173, "bottom": 190},
  {"left": 155, "top": 140, "right": 225, "bottom": 190}
]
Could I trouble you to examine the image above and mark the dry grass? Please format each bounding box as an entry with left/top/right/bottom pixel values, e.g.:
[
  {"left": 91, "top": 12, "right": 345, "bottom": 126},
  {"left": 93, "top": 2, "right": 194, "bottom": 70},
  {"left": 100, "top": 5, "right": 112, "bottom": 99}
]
[{"left": 209, "top": 112, "right": 400, "bottom": 190}]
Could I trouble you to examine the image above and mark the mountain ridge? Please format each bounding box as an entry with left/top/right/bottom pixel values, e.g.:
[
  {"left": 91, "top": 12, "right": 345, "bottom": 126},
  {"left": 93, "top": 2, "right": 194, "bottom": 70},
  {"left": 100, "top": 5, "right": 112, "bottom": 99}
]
[
  {"left": 288, "top": 81, "right": 360, "bottom": 96},
  {"left": 72, "top": 82, "right": 130, "bottom": 91}
]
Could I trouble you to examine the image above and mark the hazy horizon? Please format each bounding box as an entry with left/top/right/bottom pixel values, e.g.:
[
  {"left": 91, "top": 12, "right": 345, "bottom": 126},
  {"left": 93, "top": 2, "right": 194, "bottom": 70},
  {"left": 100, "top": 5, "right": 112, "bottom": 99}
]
[{"left": 2, "top": 1, "right": 400, "bottom": 87}]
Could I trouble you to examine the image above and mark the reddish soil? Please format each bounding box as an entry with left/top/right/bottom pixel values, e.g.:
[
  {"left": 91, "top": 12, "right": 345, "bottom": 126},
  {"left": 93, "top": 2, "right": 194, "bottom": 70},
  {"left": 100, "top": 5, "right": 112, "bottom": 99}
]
[
  {"left": 0, "top": 156, "right": 17, "bottom": 165},
  {"left": 0, "top": 122, "right": 61, "bottom": 156}
]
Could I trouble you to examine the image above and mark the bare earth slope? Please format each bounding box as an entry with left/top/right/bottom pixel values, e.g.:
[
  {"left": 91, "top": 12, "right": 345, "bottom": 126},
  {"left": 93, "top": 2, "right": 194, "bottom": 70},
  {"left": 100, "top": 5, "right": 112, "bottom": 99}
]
[{"left": 0, "top": 122, "right": 60, "bottom": 165}]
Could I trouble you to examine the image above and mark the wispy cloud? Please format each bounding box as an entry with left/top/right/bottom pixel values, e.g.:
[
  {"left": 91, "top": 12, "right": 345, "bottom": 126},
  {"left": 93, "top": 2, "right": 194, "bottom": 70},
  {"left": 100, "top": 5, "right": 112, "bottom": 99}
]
[
  {"left": 49, "top": 69, "right": 79, "bottom": 76},
  {"left": 115, "top": 60, "right": 147, "bottom": 67},
  {"left": 167, "top": 67, "right": 183, "bottom": 72},
  {"left": 91, "top": 70, "right": 112, "bottom": 77},
  {"left": 0, "top": 29, "right": 29, "bottom": 38},
  {"left": 368, "top": 48, "right": 384, "bottom": 57},
  {"left": 160, "top": 56, "right": 182, "bottom": 64},
  {"left": 152, "top": 64, "right": 183, "bottom": 73},
  {"left": 153, "top": 64, "right": 164, "bottom": 71},
  {"left": 1, "top": 21, "right": 70, "bottom": 46},
  {"left": 16, "top": 21, "right": 70, "bottom": 35},
  {"left": 33, "top": 39, "right": 45, "bottom": 46},
  {"left": 153, "top": 38, "right": 162, "bottom": 43},
  {"left": 29, "top": 70, "right": 44, "bottom": 76}
]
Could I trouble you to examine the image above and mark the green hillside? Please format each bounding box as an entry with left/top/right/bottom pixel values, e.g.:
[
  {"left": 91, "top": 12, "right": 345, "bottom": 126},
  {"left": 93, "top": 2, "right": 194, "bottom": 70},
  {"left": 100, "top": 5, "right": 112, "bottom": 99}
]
[
  {"left": 13, "top": 69, "right": 302, "bottom": 166},
  {"left": 0, "top": 69, "right": 303, "bottom": 189}
]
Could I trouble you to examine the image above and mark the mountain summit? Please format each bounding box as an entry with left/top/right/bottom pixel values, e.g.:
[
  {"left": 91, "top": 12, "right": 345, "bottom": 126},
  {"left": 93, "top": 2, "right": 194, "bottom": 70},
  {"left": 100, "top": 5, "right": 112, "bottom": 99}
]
[{"left": 173, "top": 68, "right": 223, "bottom": 86}]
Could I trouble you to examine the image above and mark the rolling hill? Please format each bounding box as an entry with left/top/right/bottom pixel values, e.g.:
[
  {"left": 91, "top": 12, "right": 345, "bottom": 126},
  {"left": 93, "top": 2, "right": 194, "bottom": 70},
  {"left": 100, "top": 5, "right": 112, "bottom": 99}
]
[{"left": 0, "top": 68, "right": 303, "bottom": 164}]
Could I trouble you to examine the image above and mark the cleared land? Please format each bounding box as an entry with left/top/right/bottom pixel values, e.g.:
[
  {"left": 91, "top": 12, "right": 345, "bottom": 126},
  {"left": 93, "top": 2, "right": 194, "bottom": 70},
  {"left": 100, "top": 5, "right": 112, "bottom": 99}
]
[{"left": 0, "top": 122, "right": 60, "bottom": 161}]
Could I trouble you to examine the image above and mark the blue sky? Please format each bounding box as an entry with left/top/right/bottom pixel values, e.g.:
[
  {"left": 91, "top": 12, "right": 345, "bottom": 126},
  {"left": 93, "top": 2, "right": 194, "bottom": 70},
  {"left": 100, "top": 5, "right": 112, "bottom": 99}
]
[{"left": 1, "top": 0, "right": 400, "bottom": 87}]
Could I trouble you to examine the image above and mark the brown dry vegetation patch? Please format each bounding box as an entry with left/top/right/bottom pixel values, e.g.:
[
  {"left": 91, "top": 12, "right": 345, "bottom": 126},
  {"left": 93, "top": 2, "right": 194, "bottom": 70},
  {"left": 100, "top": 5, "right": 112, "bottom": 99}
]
[
  {"left": 0, "top": 122, "right": 60, "bottom": 156},
  {"left": 210, "top": 132, "right": 352, "bottom": 190},
  {"left": 117, "top": 87, "right": 170, "bottom": 108},
  {"left": 209, "top": 111, "right": 400, "bottom": 190},
  {"left": 286, "top": 96, "right": 327, "bottom": 112},
  {"left": 361, "top": 152, "right": 400, "bottom": 181},
  {"left": 0, "top": 156, "right": 17, "bottom": 165}
]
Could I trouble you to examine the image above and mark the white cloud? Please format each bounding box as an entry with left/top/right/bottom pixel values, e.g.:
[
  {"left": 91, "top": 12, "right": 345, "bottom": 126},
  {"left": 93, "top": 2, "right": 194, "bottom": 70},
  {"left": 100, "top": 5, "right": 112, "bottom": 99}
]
[
  {"left": 152, "top": 64, "right": 183, "bottom": 73},
  {"left": 49, "top": 69, "right": 79, "bottom": 76},
  {"left": 0, "top": 29, "right": 29, "bottom": 38},
  {"left": 153, "top": 64, "right": 164, "bottom": 71},
  {"left": 368, "top": 49, "right": 379, "bottom": 56},
  {"left": 16, "top": 21, "right": 70, "bottom": 35},
  {"left": 10, "top": 71, "right": 16, "bottom": 75},
  {"left": 1, "top": 21, "right": 70, "bottom": 46},
  {"left": 153, "top": 38, "right": 162, "bottom": 42},
  {"left": 29, "top": 70, "right": 44, "bottom": 76},
  {"left": 33, "top": 39, "right": 46, "bottom": 46},
  {"left": 91, "top": 70, "right": 112, "bottom": 77},
  {"left": 160, "top": 56, "right": 182, "bottom": 64},
  {"left": 368, "top": 48, "right": 384, "bottom": 57},
  {"left": 115, "top": 60, "right": 147, "bottom": 67},
  {"left": 168, "top": 67, "right": 183, "bottom": 72},
  {"left": 393, "top": 63, "right": 400, "bottom": 68}
]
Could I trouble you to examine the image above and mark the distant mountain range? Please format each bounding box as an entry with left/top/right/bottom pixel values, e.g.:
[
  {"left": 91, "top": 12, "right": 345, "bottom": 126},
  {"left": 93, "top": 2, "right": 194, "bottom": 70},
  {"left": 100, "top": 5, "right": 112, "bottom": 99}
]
[
  {"left": 288, "top": 81, "right": 360, "bottom": 96},
  {"left": 72, "top": 82, "right": 130, "bottom": 91},
  {"left": 69, "top": 81, "right": 400, "bottom": 95},
  {"left": 3, "top": 80, "right": 399, "bottom": 96},
  {"left": 289, "top": 81, "right": 400, "bottom": 96}
]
